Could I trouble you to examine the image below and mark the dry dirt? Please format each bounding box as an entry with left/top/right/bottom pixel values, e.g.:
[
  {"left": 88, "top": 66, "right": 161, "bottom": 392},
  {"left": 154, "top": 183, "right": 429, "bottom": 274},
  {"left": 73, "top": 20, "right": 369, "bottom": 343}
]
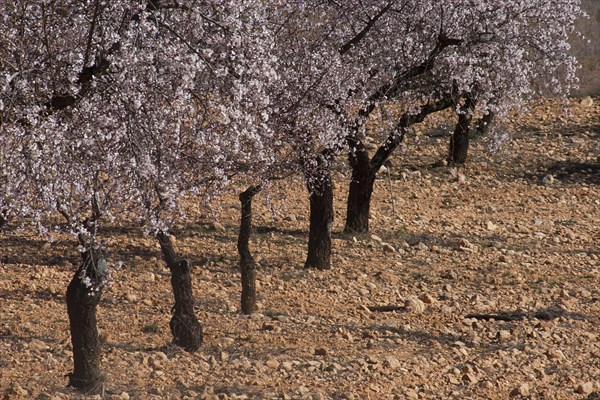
[{"left": 1, "top": 98, "right": 599, "bottom": 400}]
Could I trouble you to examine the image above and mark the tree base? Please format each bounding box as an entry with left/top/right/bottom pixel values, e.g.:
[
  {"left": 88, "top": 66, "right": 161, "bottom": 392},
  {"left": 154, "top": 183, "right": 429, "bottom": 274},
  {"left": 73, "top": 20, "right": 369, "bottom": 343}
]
[{"left": 66, "top": 249, "right": 105, "bottom": 393}]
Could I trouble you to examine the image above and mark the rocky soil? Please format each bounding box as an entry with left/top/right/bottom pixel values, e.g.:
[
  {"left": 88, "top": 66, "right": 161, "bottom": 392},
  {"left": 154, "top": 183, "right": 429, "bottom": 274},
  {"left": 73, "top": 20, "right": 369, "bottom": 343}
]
[{"left": 1, "top": 98, "right": 599, "bottom": 400}]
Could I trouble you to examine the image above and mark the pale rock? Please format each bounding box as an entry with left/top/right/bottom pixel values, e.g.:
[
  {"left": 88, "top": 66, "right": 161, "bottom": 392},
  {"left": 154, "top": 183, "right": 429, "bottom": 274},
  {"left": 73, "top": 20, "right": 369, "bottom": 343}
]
[
  {"left": 212, "top": 221, "right": 226, "bottom": 232},
  {"left": 149, "top": 357, "right": 162, "bottom": 369},
  {"left": 498, "top": 330, "right": 511, "bottom": 340},
  {"left": 29, "top": 338, "right": 49, "bottom": 352},
  {"left": 382, "top": 243, "right": 396, "bottom": 253},
  {"left": 510, "top": 383, "right": 530, "bottom": 397},
  {"left": 124, "top": 293, "right": 138, "bottom": 302},
  {"left": 216, "top": 337, "right": 235, "bottom": 347},
  {"left": 458, "top": 238, "right": 475, "bottom": 252},
  {"left": 419, "top": 293, "right": 436, "bottom": 304},
  {"left": 487, "top": 221, "right": 498, "bottom": 231},
  {"left": 448, "top": 375, "right": 460, "bottom": 385},
  {"left": 416, "top": 242, "right": 429, "bottom": 251},
  {"left": 266, "top": 359, "right": 280, "bottom": 369},
  {"left": 580, "top": 97, "right": 594, "bottom": 107},
  {"left": 405, "top": 297, "right": 426, "bottom": 314},
  {"left": 384, "top": 356, "right": 402, "bottom": 370},
  {"left": 119, "top": 392, "right": 130, "bottom": 400},
  {"left": 298, "top": 386, "right": 310, "bottom": 395},
  {"left": 462, "top": 373, "right": 478, "bottom": 385},
  {"left": 405, "top": 389, "right": 419, "bottom": 399},
  {"left": 542, "top": 174, "right": 555, "bottom": 185},
  {"left": 575, "top": 382, "right": 594, "bottom": 395},
  {"left": 370, "top": 234, "right": 383, "bottom": 243}
]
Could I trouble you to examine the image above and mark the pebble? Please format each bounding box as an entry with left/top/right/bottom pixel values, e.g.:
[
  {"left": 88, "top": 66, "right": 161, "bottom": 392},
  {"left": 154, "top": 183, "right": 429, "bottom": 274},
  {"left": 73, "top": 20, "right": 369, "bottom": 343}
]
[
  {"left": 458, "top": 238, "right": 475, "bottom": 252},
  {"left": 487, "top": 221, "right": 498, "bottom": 231},
  {"left": 575, "top": 382, "right": 594, "bottom": 395},
  {"left": 416, "top": 242, "right": 429, "bottom": 251},
  {"left": 498, "top": 330, "right": 511, "bottom": 340},
  {"left": 124, "top": 293, "right": 138, "bottom": 302},
  {"left": 382, "top": 243, "right": 396, "bottom": 253},
  {"left": 266, "top": 359, "right": 280, "bottom": 369},
  {"left": 462, "top": 373, "right": 478, "bottom": 385},
  {"left": 212, "top": 222, "right": 226, "bottom": 232},
  {"left": 371, "top": 234, "right": 383, "bottom": 243},
  {"left": 314, "top": 348, "right": 328, "bottom": 356},
  {"left": 405, "top": 297, "right": 426, "bottom": 314},
  {"left": 282, "top": 361, "right": 293, "bottom": 371},
  {"left": 29, "top": 339, "right": 49, "bottom": 352},
  {"left": 384, "top": 356, "right": 402, "bottom": 370},
  {"left": 542, "top": 174, "right": 555, "bottom": 185},
  {"left": 419, "top": 293, "right": 436, "bottom": 304},
  {"left": 510, "top": 383, "right": 530, "bottom": 397}
]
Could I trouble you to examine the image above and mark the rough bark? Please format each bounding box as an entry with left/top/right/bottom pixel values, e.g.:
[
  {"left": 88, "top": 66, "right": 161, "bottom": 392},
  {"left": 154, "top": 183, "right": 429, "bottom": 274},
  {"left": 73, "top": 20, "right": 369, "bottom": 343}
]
[
  {"left": 305, "top": 172, "right": 334, "bottom": 270},
  {"left": 157, "top": 231, "right": 203, "bottom": 352},
  {"left": 66, "top": 248, "right": 105, "bottom": 393},
  {"left": 449, "top": 96, "right": 476, "bottom": 164},
  {"left": 238, "top": 185, "right": 262, "bottom": 315},
  {"left": 345, "top": 167, "right": 376, "bottom": 233}
]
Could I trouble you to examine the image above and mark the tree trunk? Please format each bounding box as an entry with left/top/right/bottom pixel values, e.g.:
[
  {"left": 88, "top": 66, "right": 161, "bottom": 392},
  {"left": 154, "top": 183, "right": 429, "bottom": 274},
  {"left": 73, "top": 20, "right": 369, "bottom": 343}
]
[
  {"left": 344, "top": 168, "right": 376, "bottom": 234},
  {"left": 66, "top": 248, "right": 105, "bottom": 393},
  {"left": 157, "top": 231, "right": 203, "bottom": 352},
  {"left": 0, "top": 210, "right": 7, "bottom": 229},
  {"left": 449, "top": 96, "right": 476, "bottom": 164},
  {"left": 238, "top": 185, "right": 261, "bottom": 315},
  {"left": 305, "top": 172, "right": 333, "bottom": 270},
  {"left": 475, "top": 111, "right": 495, "bottom": 136}
]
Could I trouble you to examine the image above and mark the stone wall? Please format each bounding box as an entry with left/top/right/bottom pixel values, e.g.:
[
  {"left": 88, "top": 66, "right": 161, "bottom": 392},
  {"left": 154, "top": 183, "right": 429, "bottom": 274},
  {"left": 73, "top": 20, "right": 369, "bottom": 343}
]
[{"left": 572, "top": 0, "right": 600, "bottom": 96}]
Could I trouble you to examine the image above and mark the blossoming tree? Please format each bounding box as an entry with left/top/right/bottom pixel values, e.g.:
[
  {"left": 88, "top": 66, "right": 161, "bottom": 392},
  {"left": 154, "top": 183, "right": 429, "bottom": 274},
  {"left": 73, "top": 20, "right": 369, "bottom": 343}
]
[{"left": 332, "top": 0, "right": 582, "bottom": 233}]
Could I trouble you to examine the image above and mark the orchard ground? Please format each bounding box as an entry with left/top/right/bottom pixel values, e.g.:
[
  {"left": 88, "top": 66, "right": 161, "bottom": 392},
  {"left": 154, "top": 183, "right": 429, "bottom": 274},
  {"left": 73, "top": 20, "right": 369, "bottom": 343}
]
[{"left": 1, "top": 98, "right": 598, "bottom": 400}]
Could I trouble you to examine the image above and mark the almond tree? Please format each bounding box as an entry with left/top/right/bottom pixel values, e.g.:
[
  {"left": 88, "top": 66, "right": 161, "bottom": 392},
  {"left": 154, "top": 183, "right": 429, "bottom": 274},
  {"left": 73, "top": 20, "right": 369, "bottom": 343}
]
[
  {"left": 81, "top": 0, "right": 281, "bottom": 349},
  {"left": 0, "top": 1, "right": 145, "bottom": 391},
  {"left": 1, "top": 0, "right": 279, "bottom": 387},
  {"left": 333, "top": 0, "right": 582, "bottom": 233}
]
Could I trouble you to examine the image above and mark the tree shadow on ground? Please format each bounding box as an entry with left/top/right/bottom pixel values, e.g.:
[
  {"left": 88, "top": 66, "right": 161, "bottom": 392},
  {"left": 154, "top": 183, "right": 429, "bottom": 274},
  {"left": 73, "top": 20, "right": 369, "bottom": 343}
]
[
  {"left": 544, "top": 161, "right": 600, "bottom": 185},
  {"left": 367, "top": 306, "right": 594, "bottom": 351}
]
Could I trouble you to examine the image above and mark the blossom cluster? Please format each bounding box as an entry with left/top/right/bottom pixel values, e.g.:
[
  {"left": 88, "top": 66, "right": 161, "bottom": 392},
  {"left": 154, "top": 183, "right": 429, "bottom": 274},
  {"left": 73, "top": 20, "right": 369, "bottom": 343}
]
[{"left": 0, "top": 0, "right": 582, "bottom": 271}]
